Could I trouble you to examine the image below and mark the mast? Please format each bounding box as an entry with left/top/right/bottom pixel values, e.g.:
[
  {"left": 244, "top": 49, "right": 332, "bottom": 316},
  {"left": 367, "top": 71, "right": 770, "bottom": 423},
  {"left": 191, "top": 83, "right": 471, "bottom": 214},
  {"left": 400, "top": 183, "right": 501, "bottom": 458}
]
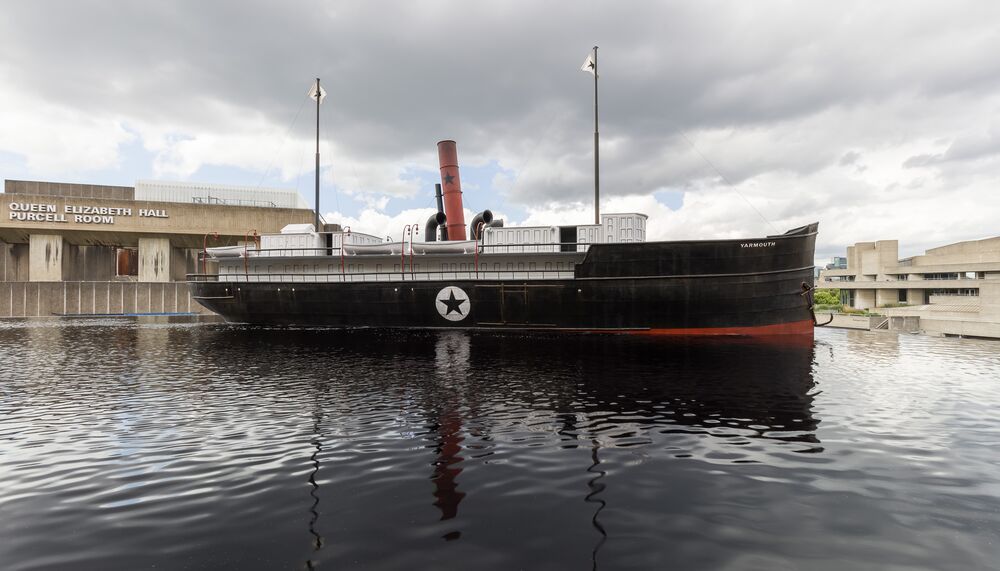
[
  {"left": 592, "top": 47, "right": 600, "bottom": 225},
  {"left": 314, "top": 77, "right": 321, "bottom": 231}
]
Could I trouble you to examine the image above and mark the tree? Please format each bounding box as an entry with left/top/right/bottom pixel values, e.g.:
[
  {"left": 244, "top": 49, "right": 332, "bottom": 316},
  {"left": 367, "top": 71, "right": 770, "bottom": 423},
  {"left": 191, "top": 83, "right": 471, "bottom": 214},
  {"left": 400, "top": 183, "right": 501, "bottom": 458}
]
[{"left": 814, "top": 288, "right": 840, "bottom": 305}]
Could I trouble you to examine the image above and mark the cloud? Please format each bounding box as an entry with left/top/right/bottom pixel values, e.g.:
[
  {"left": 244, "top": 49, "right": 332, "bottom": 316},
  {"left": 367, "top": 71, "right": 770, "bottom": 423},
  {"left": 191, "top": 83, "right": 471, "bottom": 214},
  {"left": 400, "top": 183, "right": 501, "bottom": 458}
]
[
  {"left": 903, "top": 125, "right": 1000, "bottom": 169},
  {"left": 2, "top": 0, "right": 1000, "bottom": 258}
]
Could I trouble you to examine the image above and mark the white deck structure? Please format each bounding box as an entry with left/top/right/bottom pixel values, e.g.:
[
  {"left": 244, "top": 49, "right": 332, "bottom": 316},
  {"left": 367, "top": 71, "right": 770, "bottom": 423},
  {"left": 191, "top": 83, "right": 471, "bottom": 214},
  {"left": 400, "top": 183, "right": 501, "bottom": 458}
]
[{"left": 205, "top": 214, "right": 649, "bottom": 283}]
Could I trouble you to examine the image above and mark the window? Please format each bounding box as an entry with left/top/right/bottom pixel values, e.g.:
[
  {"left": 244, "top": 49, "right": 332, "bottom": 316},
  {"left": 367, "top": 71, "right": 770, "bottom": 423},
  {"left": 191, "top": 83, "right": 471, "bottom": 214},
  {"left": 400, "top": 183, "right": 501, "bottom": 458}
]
[
  {"left": 116, "top": 248, "right": 138, "bottom": 277},
  {"left": 840, "top": 290, "right": 855, "bottom": 306},
  {"left": 898, "top": 289, "right": 907, "bottom": 302},
  {"left": 928, "top": 288, "right": 979, "bottom": 296}
]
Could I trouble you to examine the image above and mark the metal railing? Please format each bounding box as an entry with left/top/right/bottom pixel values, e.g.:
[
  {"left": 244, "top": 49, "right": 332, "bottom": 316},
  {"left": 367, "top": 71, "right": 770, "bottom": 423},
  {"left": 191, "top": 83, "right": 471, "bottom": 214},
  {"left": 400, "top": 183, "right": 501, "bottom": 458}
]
[
  {"left": 188, "top": 269, "right": 578, "bottom": 283},
  {"left": 192, "top": 195, "right": 278, "bottom": 208},
  {"left": 214, "top": 242, "right": 596, "bottom": 258}
]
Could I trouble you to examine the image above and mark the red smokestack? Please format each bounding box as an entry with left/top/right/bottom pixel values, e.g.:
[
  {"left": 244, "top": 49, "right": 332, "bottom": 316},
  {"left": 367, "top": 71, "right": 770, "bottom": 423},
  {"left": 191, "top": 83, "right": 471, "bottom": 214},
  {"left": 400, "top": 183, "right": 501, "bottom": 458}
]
[{"left": 437, "top": 140, "right": 467, "bottom": 241}]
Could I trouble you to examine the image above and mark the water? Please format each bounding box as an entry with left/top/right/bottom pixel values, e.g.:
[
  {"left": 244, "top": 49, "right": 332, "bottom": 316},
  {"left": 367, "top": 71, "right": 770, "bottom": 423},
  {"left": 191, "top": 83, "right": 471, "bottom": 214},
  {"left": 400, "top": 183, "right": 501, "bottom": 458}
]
[{"left": 1, "top": 320, "right": 998, "bottom": 570}]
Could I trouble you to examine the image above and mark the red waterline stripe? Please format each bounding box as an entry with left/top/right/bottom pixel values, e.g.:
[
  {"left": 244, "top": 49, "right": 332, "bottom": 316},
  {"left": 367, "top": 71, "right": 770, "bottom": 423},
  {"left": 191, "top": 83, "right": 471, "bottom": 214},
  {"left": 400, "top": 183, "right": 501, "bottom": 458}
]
[{"left": 629, "top": 319, "right": 815, "bottom": 337}]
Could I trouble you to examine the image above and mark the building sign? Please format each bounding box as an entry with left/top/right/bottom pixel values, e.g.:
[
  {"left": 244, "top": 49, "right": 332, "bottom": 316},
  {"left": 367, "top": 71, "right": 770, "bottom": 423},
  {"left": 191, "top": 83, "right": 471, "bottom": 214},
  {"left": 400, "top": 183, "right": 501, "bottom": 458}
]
[{"left": 7, "top": 202, "right": 169, "bottom": 225}]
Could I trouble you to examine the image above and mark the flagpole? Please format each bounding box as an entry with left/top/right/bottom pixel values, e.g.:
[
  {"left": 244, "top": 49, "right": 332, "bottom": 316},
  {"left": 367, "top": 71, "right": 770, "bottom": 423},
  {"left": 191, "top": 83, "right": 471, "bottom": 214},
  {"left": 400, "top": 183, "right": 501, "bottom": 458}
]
[
  {"left": 314, "top": 77, "right": 321, "bottom": 231},
  {"left": 592, "top": 46, "right": 600, "bottom": 225}
]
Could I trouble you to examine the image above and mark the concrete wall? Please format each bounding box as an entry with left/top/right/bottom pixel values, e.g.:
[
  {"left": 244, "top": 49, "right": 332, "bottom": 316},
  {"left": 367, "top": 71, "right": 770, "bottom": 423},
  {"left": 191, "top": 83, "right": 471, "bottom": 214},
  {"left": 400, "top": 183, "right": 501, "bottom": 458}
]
[
  {"left": 1, "top": 241, "right": 29, "bottom": 281},
  {"left": 1, "top": 192, "right": 313, "bottom": 249},
  {"left": 0, "top": 281, "right": 213, "bottom": 317},
  {"left": 62, "top": 244, "right": 116, "bottom": 281},
  {"left": 826, "top": 313, "right": 871, "bottom": 330},
  {"left": 28, "top": 234, "right": 63, "bottom": 281},
  {"left": 889, "top": 316, "right": 920, "bottom": 332},
  {"left": 171, "top": 247, "right": 199, "bottom": 281},
  {"left": 920, "top": 318, "right": 1000, "bottom": 338},
  {"left": 855, "top": 289, "right": 876, "bottom": 309},
  {"left": 875, "top": 240, "right": 898, "bottom": 278},
  {"left": 138, "top": 237, "right": 171, "bottom": 282},
  {"left": 920, "top": 236, "right": 1000, "bottom": 263},
  {"left": 875, "top": 288, "right": 899, "bottom": 307}
]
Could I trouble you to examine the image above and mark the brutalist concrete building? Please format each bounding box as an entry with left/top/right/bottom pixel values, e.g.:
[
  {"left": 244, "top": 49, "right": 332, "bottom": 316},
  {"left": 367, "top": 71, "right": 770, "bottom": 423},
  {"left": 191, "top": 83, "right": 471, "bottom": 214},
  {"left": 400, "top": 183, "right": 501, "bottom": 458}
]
[
  {"left": 1, "top": 179, "right": 313, "bottom": 317},
  {"left": 818, "top": 237, "right": 1000, "bottom": 338}
]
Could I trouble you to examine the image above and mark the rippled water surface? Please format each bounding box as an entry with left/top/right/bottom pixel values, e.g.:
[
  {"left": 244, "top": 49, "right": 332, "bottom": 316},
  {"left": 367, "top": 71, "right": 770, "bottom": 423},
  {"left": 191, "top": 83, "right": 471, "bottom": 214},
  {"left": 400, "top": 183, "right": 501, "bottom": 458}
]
[{"left": 1, "top": 319, "right": 999, "bottom": 570}]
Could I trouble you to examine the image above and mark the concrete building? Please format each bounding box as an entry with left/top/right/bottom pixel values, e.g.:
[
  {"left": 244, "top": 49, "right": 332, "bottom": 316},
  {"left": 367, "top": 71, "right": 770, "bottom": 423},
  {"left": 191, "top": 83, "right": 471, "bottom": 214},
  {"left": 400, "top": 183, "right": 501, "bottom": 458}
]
[
  {"left": 1, "top": 179, "right": 314, "bottom": 317},
  {"left": 818, "top": 236, "right": 1000, "bottom": 339},
  {"left": 825, "top": 256, "right": 847, "bottom": 270}
]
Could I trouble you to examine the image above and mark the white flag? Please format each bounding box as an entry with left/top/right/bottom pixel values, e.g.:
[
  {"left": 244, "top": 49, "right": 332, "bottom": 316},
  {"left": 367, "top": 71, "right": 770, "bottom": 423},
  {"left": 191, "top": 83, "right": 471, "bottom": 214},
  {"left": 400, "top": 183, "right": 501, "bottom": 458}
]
[
  {"left": 581, "top": 53, "right": 597, "bottom": 76},
  {"left": 308, "top": 83, "right": 327, "bottom": 103}
]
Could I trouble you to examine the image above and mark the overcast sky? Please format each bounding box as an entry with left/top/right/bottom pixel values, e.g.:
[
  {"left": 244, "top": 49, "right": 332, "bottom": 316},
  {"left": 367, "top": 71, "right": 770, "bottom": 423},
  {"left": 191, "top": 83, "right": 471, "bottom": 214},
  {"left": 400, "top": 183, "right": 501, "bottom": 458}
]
[{"left": 2, "top": 0, "right": 1000, "bottom": 261}]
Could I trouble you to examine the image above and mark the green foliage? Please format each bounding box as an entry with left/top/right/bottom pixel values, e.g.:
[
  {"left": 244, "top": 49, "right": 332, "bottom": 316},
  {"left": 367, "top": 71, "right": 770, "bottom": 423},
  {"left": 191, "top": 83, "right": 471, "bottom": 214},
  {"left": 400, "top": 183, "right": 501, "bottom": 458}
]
[{"left": 813, "top": 288, "right": 840, "bottom": 305}]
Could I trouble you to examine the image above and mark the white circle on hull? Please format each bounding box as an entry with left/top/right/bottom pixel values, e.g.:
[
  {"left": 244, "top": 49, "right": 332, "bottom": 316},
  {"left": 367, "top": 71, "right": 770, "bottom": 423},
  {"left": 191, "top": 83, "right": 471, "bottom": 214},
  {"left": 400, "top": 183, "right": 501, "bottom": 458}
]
[{"left": 436, "top": 286, "right": 470, "bottom": 321}]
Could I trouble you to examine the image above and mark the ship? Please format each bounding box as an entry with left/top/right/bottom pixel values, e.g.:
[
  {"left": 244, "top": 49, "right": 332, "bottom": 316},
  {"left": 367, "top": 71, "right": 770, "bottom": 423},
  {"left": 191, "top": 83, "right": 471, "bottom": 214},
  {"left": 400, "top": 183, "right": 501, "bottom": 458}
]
[{"left": 190, "top": 137, "right": 821, "bottom": 336}]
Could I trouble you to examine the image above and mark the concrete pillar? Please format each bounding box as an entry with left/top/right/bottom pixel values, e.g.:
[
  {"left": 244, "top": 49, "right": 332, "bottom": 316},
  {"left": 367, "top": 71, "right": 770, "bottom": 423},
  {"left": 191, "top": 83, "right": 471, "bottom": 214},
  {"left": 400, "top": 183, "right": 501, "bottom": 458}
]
[
  {"left": 855, "top": 289, "right": 876, "bottom": 310},
  {"left": 28, "top": 234, "right": 64, "bottom": 282},
  {"left": 980, "top": 281, "right": 1000, "bottom": 319},
  {"left": 170, "top": 246, "right": 197, "bottom": 281},
  {"left": 907, "top": 288, "right": 926, "bottom": 305},
  {"left": 876, "top": 289, "right": 898, "bottom": 307},
  {"left": 139, "top": 237, "right": 171, "bottom": 282}
]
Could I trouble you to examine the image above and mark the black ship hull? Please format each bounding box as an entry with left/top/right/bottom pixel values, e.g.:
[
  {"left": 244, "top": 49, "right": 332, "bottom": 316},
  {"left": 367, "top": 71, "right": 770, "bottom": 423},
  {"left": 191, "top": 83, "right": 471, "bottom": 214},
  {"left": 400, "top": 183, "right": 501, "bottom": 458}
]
[{"left": 190, "top": 223, "right": 819, "bottom": 336}]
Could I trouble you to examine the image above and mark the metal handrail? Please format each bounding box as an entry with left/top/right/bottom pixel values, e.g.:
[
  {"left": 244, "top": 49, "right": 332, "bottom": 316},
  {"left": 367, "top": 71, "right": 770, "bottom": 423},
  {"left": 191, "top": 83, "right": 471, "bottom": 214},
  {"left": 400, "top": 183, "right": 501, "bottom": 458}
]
[
  {"left": 187, "top": 268, "right": 578, "bottom": 283},
  {"left": 209, "top": 242, "right": 594, "bottom": 258}
]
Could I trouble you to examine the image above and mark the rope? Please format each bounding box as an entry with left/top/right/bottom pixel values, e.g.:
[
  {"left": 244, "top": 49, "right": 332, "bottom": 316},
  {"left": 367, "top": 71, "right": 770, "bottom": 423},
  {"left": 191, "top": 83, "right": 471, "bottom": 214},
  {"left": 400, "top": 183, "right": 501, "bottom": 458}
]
[{"left": 679, "top": 132, "right": 778, "bottom": 234}]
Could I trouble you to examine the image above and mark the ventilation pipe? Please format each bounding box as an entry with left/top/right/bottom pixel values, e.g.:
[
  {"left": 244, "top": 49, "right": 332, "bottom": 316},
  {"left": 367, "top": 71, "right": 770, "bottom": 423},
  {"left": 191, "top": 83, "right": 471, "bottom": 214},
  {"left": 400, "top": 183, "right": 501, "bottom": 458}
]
[
  {"left": 424, "top": 212, "right": 446, "bottom": 242},
  {"left": 434, "top": 183, "right": 448, "bottom": 241},
  {"left": 469, "top": 210, "right": 494, "bottom": 241},
  {"left": 437, "top": 140, "right": 467, "bottom": 240},
  {"left": 486, "top": 219, "right": 504, "bottom": 228}
]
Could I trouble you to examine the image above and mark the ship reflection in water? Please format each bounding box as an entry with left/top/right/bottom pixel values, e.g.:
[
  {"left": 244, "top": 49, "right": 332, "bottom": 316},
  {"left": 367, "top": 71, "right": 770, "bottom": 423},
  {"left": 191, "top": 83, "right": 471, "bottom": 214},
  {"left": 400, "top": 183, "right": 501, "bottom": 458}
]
[
  {"left": 293, "top": 328, "right": 821, "bottom": 568},
  {"left": 5, "top": 321, "right": 998, "bottom": 570}
]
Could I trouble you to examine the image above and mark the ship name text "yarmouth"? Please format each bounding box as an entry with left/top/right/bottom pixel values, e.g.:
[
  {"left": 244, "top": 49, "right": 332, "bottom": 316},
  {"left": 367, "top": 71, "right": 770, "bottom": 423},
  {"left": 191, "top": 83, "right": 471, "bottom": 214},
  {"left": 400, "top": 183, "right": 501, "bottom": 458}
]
[
  {"left": 6, "top": 202, "right": 169, "bottom": 225},
  {"left": 740, "top": 241, "right": 776, "bottom": 248}
]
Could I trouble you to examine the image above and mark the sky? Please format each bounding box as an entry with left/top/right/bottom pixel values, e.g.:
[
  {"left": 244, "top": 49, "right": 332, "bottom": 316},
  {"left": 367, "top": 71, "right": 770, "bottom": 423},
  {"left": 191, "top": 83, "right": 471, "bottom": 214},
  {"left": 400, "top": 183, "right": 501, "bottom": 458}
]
[{"left": 2, "top": 1, "right": 1000, "bottom": 262}]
